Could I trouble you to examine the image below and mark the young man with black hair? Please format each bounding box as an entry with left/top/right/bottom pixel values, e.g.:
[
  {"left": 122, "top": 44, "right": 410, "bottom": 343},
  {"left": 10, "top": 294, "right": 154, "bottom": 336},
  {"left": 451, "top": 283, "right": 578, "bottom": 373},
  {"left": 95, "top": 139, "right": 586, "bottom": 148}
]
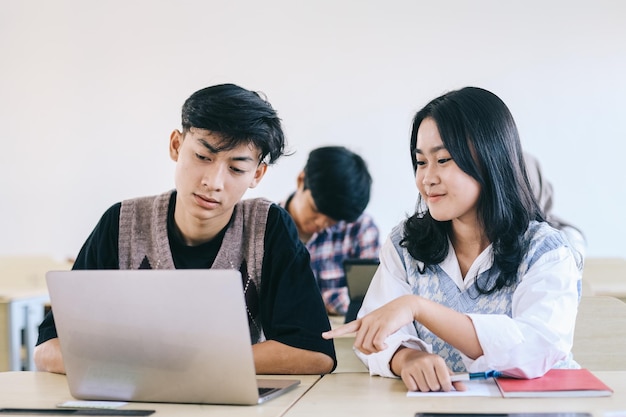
[
  {"left": 281, "top": 146, "right": 380, "bottom": 316},
  {"left": 34, "top": 84, "right": 336, "bottom": 375}
]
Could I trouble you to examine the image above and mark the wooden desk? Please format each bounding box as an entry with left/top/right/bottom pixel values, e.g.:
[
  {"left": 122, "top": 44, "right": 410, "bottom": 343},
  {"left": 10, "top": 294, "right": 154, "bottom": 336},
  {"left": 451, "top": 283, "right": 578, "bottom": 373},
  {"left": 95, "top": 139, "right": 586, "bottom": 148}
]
[
  {"left": 0, "top": 372, "right": 321, "bottom": 416},
  {"left": 286, "top": 371, "right": 626, "bottom": 416},
  {"left": 573, "top": 295, "right": 626, "bottom": 370}
]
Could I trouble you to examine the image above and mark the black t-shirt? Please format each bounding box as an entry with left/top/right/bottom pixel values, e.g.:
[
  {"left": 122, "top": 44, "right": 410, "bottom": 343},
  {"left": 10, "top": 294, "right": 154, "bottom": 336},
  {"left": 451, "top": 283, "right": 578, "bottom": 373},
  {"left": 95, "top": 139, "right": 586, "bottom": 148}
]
[{"left": 37, "top": 193, "right": 336, "bottom": 369}]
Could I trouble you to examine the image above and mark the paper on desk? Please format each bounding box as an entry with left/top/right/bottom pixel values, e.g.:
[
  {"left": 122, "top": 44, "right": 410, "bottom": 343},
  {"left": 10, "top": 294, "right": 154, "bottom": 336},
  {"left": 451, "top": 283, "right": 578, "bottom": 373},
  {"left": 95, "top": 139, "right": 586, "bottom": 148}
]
[
  {"left": 407, "top": 378, "right": 501, "bottom": 397},
  {"left": 57, "top": 400, "right": 128, "bottom": 409}
]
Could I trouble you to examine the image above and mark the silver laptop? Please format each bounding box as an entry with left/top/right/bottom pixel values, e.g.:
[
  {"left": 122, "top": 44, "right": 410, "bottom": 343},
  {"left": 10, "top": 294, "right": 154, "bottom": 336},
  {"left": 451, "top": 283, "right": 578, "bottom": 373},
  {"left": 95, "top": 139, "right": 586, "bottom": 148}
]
[
  {"left": 45, "top": 269, "right": 300, "bottom": 405},
  {"left": 343, "top": 258, "right": 379, "bottom": 323}
]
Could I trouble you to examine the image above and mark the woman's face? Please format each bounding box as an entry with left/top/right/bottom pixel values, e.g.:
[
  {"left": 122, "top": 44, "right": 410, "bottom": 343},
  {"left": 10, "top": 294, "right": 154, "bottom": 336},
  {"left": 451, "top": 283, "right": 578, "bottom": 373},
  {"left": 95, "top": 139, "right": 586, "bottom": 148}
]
[{"left": 414, "top": 118, "right": 481, "bottom": 225}]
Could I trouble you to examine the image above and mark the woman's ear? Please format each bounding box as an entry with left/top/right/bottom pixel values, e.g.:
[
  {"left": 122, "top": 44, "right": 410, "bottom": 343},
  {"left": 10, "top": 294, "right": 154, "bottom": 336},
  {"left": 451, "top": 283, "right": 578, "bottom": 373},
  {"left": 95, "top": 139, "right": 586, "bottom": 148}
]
[{"left": 169, "top": 130, "right": 183, "bottom": 161}]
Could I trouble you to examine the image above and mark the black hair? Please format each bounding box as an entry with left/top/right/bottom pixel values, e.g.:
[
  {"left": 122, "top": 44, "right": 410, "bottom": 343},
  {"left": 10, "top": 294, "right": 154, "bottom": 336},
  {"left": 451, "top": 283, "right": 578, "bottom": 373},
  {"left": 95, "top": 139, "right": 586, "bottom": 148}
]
[
  {"left": 303, "top": 146, "right": 372, "bottom": 223},
  {"left": 401, "top": 87, "right": 544, "bottom": 294},
  {"left": 181, "top": 83, "right": 286, "bottom": 164}
]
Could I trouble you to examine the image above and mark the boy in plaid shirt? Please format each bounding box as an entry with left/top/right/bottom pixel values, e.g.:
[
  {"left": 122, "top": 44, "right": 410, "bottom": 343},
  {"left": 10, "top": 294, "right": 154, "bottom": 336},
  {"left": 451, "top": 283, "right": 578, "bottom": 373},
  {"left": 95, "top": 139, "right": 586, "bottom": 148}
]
[{"left": 281, "top": 146, "right": 380, "bottom": 316}]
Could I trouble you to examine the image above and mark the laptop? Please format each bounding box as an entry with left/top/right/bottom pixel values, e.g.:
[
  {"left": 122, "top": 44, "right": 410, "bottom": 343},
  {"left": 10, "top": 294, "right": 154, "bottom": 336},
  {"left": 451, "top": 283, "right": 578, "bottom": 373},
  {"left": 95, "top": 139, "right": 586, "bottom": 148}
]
[
  {"left": 343, "top": 258, "right": 379, "bottom": 323},
  {"left": 45, "top": 269, "right": 300, "bottom": 405}
]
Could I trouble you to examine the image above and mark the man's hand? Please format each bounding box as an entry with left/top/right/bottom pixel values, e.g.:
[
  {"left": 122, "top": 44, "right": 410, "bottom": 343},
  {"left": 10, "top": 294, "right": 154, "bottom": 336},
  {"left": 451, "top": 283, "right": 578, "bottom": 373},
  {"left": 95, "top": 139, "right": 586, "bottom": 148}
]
[{"left": 33, "top": 338, "right": 66, "bottom": 374}]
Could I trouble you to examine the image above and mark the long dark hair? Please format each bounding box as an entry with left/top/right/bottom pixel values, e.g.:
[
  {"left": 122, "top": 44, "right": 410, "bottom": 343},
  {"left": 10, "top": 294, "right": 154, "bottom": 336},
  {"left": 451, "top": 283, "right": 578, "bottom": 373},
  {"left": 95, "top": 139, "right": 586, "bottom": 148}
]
[{"left": 401, "top": 87, "right": 544, "bottom": 294}]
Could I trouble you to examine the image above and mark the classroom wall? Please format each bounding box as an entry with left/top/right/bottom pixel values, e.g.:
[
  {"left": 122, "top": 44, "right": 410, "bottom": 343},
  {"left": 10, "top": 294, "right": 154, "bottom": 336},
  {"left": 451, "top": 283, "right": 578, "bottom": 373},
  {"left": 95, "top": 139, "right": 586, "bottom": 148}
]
[{"left": 1, "top": 0, "right": 625, "bottom": 261}]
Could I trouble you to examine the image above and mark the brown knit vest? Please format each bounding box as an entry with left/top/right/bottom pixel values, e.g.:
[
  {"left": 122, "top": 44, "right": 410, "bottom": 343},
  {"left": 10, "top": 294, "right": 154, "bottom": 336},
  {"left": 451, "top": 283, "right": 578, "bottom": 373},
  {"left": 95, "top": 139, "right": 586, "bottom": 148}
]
[{"left": 118, "top": 190, "right": 271, "bottom": 343}]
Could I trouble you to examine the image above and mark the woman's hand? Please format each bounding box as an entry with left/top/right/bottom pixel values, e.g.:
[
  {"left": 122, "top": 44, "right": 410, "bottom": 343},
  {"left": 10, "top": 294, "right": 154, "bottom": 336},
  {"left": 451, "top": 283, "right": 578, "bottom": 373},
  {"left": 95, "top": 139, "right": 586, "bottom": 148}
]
[
  {"left": 323, "top": 294, "right": 420, "bottom": 354},
  {"left": 392, "top": 347, "right": 466, "bottom": 392}
]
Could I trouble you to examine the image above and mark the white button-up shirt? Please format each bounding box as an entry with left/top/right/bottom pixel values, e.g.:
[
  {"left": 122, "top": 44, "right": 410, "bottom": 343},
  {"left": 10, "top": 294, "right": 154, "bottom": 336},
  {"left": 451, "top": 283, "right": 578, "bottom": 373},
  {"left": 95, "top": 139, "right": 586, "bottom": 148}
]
[{"left": 356, "top": 221, "right": 581, "bottom": 379}]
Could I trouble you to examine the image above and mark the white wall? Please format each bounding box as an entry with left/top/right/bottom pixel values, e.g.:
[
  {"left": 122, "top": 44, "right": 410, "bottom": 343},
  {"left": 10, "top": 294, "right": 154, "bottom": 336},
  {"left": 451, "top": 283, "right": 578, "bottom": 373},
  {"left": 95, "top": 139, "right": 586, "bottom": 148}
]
[{"left": 1, "top": 0, "right": 625, "bottom": 261}]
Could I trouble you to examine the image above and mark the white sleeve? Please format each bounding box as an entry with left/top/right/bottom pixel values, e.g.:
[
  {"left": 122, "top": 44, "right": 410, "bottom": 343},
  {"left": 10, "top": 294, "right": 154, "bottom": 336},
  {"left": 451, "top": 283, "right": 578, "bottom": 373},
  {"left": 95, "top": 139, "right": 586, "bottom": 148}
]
[
  {"left": 354, "top": 236, "right": 432, "bottom": 378},
  {"left": 466, "top": 245, "right": 580, "bottom": 378}
]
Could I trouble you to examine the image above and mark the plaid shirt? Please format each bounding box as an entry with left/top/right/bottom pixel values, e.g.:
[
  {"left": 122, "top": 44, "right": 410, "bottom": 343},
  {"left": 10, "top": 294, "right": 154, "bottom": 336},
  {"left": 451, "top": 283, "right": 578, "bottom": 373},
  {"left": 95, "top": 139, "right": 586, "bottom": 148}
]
[
  {"left": 279, "top": 198, "right": 380, "bottom": 315},
  {"left": 305, "top": 213, "right": 380, "bottom": 315}
]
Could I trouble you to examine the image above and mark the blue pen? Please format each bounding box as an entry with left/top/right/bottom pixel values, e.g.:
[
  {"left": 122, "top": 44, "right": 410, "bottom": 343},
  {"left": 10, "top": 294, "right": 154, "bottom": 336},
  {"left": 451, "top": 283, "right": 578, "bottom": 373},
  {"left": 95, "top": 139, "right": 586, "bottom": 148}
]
[{"left": 450, "top": 370, "right": 502, "bottom": 382}]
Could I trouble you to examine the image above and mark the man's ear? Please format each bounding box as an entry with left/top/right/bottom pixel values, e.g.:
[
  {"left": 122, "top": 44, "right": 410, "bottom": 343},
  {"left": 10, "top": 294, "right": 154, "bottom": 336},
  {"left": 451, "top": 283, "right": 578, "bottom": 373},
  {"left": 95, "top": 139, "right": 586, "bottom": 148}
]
[
  {"left": 169, "top": 130, "right": 183, "bottom": 161},
  {"left": 249, "top": 163, "right": 268, "bottom": 189},
  {"left": 296, "top": 171, "right": 306, "bottom": 190}
]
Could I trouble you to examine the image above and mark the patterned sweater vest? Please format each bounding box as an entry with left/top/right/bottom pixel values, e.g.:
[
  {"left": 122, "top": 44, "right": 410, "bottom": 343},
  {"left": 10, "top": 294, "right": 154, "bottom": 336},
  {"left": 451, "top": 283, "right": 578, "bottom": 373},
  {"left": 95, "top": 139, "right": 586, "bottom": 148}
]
[
  {"left": 389, "top": 225, "right": 517, "bottom": 372},
  {"left": 118, "top": 190, "right": 271, "bottom": 343}
]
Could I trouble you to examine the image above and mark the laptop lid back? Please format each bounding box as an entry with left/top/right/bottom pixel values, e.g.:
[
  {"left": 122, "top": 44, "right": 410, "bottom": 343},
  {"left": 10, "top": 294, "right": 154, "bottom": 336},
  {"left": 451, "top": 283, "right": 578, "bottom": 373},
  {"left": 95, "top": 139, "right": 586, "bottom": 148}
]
[
  {"left": 343, "top": 258, "right": 379, "bottom": 323},
  {"left": 343, "top": 258, "right": 379, "bottom": 300},
  {"left": 46, "top": 269, "right": 289, "bottom": 405}
]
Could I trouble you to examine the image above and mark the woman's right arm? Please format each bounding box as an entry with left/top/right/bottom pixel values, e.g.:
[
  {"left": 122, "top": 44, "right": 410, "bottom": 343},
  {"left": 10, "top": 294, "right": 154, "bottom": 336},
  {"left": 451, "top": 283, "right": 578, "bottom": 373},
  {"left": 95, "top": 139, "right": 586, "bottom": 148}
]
[{"left": 350, "top": 235, "right": 431, "bottom": 377}]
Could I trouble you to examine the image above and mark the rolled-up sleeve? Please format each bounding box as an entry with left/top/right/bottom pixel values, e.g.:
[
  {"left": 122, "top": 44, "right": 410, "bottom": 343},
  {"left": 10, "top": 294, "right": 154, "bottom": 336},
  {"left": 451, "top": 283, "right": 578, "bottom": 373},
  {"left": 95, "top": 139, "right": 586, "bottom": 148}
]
[
  {"left": 354, "top": 236, "right": 431, "bottom": 378},
  {"left": 354, "top": 226, "right": 581, "bottom": 379},
  {"left": 466, "top": 245, "right": 580, "bottom": 378}
]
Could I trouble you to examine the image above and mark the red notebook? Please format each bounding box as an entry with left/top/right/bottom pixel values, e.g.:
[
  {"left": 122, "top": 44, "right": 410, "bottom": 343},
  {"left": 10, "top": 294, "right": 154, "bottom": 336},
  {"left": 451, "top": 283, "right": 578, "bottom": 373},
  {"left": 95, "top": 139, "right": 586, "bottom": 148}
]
[{"left": 495, "top": 369, "right": 613, "bottom": 398}]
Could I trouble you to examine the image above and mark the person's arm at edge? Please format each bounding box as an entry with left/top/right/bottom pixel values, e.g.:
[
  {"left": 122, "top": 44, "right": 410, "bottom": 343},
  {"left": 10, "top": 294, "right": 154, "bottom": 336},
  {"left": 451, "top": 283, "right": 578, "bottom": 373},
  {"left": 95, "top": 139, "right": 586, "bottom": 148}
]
[
  {"left": 34, "top": 203, "right": 121, "bottom": 374},
  {"left": 253, "top": 340, "right": 334, "bottom": 374},
  {"left": 33, "top": 338, "right": 65, "bottom": 374}
]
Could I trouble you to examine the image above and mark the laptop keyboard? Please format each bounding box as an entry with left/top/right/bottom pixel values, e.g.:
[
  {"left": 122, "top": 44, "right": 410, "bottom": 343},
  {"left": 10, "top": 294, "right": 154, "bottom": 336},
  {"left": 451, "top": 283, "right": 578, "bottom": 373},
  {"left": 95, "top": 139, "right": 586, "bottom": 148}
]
[{"left": 258, "top": 387, "right": 277, "bottom": 396}]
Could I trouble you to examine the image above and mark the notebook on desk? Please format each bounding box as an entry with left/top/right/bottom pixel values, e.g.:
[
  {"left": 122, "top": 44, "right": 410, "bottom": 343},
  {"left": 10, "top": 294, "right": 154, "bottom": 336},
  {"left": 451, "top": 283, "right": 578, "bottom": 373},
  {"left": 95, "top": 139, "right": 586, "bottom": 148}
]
[
  {"left": 45, "top": 269, "right": 300, "bottom": 405},
  {"left": 343, "top": 258, "right": 379, "bottom": 323}
]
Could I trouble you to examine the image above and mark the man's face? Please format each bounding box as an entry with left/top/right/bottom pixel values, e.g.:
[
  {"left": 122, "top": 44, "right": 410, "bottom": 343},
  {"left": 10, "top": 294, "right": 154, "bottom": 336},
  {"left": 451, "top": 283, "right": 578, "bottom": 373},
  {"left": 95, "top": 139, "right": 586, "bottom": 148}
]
[
  {"left": 288, "top": 173, "right": 337, "bottom": 238},
  {"left": 170, "top": 127, "right": 267, "bottom": 231}
]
